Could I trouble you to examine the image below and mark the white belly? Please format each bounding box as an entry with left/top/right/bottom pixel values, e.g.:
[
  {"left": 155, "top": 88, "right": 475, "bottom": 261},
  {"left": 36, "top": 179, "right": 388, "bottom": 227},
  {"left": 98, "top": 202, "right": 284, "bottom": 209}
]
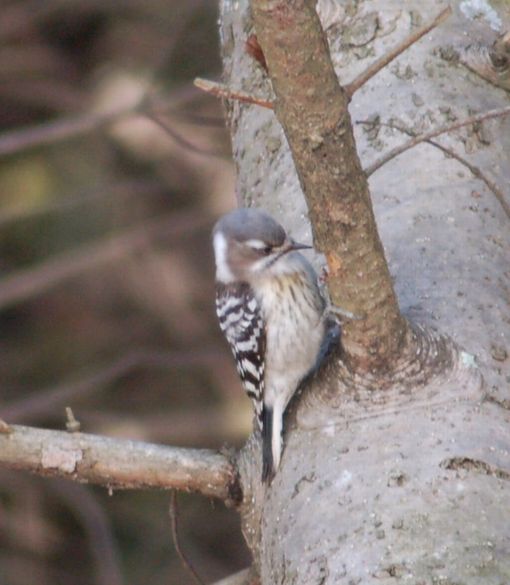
[{"left": 254, "top": 271, "right": 325, "bottom": 408}]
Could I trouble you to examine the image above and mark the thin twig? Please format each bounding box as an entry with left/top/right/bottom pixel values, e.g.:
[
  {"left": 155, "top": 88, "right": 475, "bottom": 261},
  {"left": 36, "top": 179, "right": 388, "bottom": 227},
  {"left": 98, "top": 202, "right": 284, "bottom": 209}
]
[
  {"left": 194, "top": 78, "right": 274, "bottom": 109},
  {"left": 363, "top": 105, "right": 510, "bottom": 177},
  {"left": 0, "top": 80, "right": 210, "bottom": 158},
  {"left": 145, "top": 110, "right": 227, "bottom": 159},
  {"left": 0, "top": 105, "right": 136, "bottom": 157},
  {"left": 370, "top": 119, "right": 510, "bottom": 220},
  {"left": 169, "top": 492, "right": 205, "bottom": 585},
  {"left": 345, "top": 7, "right": 452, "bottom": 97},
  {"left": 65, "top": 407, "right": 81, "bottom": 433},
  {"left": 431, "top": 143, "right": 510, "bottom": 220},
  {"left": 0, "top": 424, "right": 238, "bottom": 500}
]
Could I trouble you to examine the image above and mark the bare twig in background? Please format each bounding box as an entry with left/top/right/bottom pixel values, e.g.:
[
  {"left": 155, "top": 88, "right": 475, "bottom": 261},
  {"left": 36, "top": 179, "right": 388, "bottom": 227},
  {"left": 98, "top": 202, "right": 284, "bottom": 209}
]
[
  {"left": 364, "top": 119, "right": 510, "bottom": 220},
  {"left": 1, "top": 348, "right": 227, "bottom": 424},
  {"left": 0, "top": 81, "right": 219, "bottom": 158},
  {"left": 145, "top": 111, "right": 227, "bottom": 159},
  {"left": 0, "top": 105, "right": 136, "bottom": 157},
  {"left": 364, "top": 105, "right": 510, "bottom": 177},
  {"left": 0, "top": 211, "right": 210, "bottom": 310},
  {"left": 0, "top": 425, "right": 239, "bottom": 501},
  {"left": 50, "top": 480, "right": 124, "bottom": 585},
  {"left": 194, "top": 78, "right": 274, "bottom": 109},
  {"left": 169, "top": 491, "right": 205, "bottom": 585},
  {"left": 345, "top": 7, "right": 452, "bottom": 97}
]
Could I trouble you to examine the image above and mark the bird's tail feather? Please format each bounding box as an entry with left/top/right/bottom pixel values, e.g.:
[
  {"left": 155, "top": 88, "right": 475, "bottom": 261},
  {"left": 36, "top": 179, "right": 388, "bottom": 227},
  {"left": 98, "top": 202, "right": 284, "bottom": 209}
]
[{"left": 261, "top": 406, "right": 274, "bottom": 483}]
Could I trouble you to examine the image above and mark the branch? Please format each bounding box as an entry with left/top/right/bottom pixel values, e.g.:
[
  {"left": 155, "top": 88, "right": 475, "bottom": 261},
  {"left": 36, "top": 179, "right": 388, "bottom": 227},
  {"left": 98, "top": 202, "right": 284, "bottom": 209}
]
[
  {"left": 144, "top": 110, "right": 228, "bottom": 159},
  {"left": 0, "top": 83, "right": 217, "bottom": 158},
  {"left": 196, "top": 8, "right": 451, "bottom": 109},
  {"left": 251, "top": 0, "right": 408, "bottom": 370},
  {"left": 430, "top": 143, "right": 510, "bottom": 221},
  {"left": 194, "top": 78, "right": 273, "bottom": 109},
  {"left": 0, "top": 106, "right": 135, "bottom": 157},
  {"left": 345, "top": 7, "right": 452, "bottom": 96},
  {"left": 0, "top": 424, "right": 239, "bottom": 501},
  {"left": 367, "top": 119, "right": 510, "bottom": 220},
  {"left": 364, "top": 105, "right": 510, "bottom": 176}
]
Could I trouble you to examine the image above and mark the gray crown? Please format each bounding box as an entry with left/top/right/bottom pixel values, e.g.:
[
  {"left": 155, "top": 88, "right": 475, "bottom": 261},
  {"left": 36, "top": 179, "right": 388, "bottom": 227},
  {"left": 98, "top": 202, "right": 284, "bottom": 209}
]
[{"left": 213, "top": 208, "right": 286, "bottom": 247}]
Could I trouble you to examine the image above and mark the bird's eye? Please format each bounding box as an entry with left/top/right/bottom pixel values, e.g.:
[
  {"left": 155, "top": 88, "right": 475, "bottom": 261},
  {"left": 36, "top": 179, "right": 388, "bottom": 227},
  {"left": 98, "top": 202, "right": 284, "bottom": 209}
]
[{"left": 261, "top": 246, "right": 272, "bottom": 255}]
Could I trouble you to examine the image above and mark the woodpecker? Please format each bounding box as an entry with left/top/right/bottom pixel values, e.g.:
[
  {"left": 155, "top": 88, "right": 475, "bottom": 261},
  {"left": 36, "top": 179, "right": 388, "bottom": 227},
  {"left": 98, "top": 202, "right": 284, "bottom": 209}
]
[{"left": 213, "top": 208, "right": 327, "bottom": 482}]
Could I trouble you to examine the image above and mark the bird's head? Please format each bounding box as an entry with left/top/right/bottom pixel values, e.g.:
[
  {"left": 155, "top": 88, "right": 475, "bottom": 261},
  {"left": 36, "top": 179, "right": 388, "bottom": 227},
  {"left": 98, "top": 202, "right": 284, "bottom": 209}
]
[{"left": 212, "top": 208, "right": 311, "bottom": 283}]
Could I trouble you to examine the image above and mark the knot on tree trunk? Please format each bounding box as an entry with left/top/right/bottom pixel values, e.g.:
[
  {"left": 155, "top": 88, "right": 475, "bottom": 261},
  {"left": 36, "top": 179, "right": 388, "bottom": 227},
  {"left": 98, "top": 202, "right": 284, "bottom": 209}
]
[
  {"left": 297, "top": 322, "right": 482, "bottom": 428},
  {"left": 235, "top": 323, "right": 484, "bottom": 568}
]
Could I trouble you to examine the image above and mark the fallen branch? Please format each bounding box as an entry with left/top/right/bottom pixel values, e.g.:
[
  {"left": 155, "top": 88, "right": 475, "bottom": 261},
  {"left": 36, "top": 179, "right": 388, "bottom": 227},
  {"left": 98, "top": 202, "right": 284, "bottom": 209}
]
[
  {"left": 0, "top": 424, "right": 239, "bottom": 501},
  {"left": 345, "top": 7, "right": 452, "bottom": 96},
  {"left": 364, "top": 105, "right": 510, "bottom": 176}
]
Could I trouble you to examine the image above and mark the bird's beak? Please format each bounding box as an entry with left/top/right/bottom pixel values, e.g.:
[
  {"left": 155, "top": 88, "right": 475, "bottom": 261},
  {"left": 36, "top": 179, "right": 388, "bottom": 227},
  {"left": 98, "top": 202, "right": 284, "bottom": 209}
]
[{"left": 286, "top": 238, "right": 312, "bottom": 252}]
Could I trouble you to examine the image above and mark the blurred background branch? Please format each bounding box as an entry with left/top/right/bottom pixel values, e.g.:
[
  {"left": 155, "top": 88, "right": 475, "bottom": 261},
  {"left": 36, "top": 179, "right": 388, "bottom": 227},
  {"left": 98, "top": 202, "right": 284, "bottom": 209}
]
[{"left": 0, "top": 0, "right": 251, "bottom": 583}]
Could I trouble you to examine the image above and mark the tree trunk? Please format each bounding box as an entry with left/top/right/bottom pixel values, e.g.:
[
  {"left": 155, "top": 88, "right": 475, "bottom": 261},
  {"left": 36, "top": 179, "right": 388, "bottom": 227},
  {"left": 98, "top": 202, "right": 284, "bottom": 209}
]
[{"left": 219, "top": 0, "right": 510, "bottom": 583}]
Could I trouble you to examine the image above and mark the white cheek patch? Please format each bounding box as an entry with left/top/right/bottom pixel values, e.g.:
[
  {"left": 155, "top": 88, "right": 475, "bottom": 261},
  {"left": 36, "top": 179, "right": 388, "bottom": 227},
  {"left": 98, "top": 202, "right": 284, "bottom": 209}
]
[{"left": 213, "top": 232, "right": 235, "bottom": 282}]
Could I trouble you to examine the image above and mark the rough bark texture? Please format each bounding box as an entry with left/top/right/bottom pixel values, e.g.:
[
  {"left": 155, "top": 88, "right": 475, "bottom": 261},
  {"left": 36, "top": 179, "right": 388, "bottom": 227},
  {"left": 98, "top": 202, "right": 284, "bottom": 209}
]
[
  {"left": 0, "top": 425, "right": 238, "bottom": 500},
  {"left": 220, "top": 0, "right": 510, "bottom": 583}
]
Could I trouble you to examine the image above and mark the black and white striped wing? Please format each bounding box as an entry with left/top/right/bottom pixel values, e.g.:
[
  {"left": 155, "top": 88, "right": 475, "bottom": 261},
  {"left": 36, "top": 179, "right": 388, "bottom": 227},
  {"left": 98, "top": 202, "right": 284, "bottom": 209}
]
[{"left": 215, "top": 282, "right": 265, "bottom": 427}]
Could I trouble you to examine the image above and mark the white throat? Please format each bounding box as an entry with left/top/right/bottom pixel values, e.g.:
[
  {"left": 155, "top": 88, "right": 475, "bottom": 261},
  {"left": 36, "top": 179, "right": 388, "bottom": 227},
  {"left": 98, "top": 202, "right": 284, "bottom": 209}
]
[{"left": 213, "top": 232, "right": 235, "bottom": 283}]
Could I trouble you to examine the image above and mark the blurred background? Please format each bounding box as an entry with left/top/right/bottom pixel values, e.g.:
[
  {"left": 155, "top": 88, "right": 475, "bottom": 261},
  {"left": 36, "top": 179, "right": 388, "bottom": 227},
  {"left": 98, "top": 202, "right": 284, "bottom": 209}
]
[{"left": 0, "top": 1, "right": 253, "bottom": 583}]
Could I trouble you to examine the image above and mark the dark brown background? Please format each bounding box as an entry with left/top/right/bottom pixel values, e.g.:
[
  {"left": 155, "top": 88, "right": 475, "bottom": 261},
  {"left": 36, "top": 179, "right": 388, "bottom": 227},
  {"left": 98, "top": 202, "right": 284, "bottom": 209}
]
[{"left": 0, "top": 1, "right": 251, "bottom": 583}]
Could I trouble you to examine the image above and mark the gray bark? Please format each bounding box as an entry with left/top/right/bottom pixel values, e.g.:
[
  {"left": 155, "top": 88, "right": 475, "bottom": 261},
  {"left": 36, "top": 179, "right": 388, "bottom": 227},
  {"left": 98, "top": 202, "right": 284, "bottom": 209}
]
[{"left": 220, "top": 0, "right": 510, "bottom": 583}]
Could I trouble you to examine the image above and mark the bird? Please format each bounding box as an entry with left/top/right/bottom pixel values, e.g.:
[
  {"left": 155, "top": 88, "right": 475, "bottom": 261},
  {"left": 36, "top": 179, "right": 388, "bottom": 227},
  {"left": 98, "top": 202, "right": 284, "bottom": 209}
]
[{"left": 212, "top": 208, "right": 327, "bottom": 482}]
